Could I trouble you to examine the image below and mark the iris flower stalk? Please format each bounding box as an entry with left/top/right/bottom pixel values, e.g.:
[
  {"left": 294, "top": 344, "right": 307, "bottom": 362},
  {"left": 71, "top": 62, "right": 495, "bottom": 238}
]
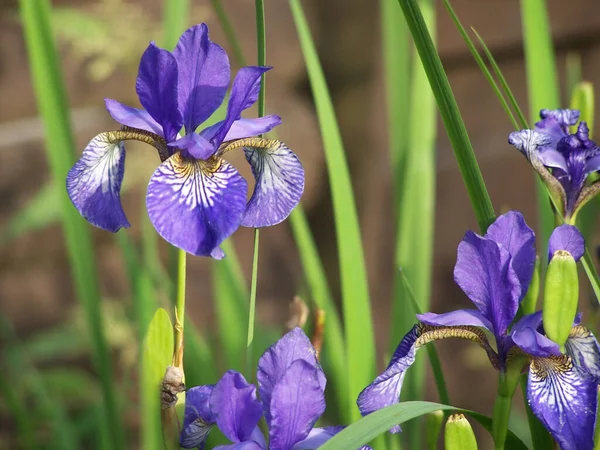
[
  {"left": 509, "top": 109, "right": 600, "bottom": 223},
  {"left": 180, "top": 328, "right": 371, "bottom": 450},
  {"left": 358, "top": 212, "right": 600, "bottom": 450},
  {"left": 66, "top": 23, "right": 304, "bottom": 258}
]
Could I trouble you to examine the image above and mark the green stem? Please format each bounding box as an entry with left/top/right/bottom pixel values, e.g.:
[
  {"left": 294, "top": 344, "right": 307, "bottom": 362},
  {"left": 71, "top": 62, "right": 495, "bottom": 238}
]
[
  {"left": 173, "top": 249, "right": 187, "bottom": 371},
  {"left": 255, "top": 0, "right": 266, "bottom": 117},
  {"left": 492, "top": 369, "right": 520, "bottom": 449},
  {"left": 246, "top": 229, "right": 261, "bottom": 376}
]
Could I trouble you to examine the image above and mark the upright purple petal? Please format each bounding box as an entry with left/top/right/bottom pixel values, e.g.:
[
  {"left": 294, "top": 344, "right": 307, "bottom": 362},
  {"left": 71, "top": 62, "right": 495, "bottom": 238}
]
[
  {"left": 136, "top": 43, "right": 182, "bottom": 142},
  {"left": 357, "top": 325, "right": 420, "bottom": 433},
  {"left": 528, "top": 355, "right": 598, "bottom": 450},
  {"left": 257, "top": 328, "right": 325, "bottom": 427},
  {"left": 485, "top": 211, "right": 536, "bottom": 294},
  {"left": 269, "top": 360, "right": 326, "bottom": 450},
  {"left": 173, "top": 24, "right": 230, "bottom": 132},
  {"left": 535, "top": 109, "right": 580, "bottom": 147},
  {"left": 210, "top": 371, "right": 262, "bottom": 443},
  {"left": 146, "top": 153, "right": 247, "bottom": 256},
  {"left": 180, "top": 385, "right": 216, "bottom": 449},
  {"left": 454, "top": 230, "right": 521, "bottom": 337},
  {"left": 565, "top": 326, "right": 600, "bottom": 381},
  {"left": 417, "top": 309, "right": 493, "bottom": 330},
  {"left": 211, "top": 67, "right": 271, "bottom": 147},
  {"left": 104, "top": 98, "right": 163, "bottom": 136},
  {"left": 67, "top": 133, "right": 129, "bottom": 232},
  {"left": 200, "top": 116, "right": 282, "bottom": 142},
  {"left": 241, "top": 140, "right": 304, "bottom": 227},
  {"left": 548, "top": 225, "right": 585, "bottom": 262},
  {"left": 511, "top": 312, "right": 561, "bottom": 358}
]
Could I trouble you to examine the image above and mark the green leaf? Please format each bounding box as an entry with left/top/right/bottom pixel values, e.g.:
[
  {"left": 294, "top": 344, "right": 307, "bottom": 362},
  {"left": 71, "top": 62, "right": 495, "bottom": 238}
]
[
  {"left": 318, "top": 401, "right": 528, "bottom": 450},
  {"left": 397, "top": 0, "right": 495, "bottom": 233},
  {"left": 289, "top": 0, "right": 376, "bottom": 418},
  {"left": 141, "top": 309, "right": 174, "bottom": 450},
  {"left": 162, "top": 0, "right": 190, "bottom": 49},
  {"left": 19, "top": 1, "right": 123, "bottom": 447}
]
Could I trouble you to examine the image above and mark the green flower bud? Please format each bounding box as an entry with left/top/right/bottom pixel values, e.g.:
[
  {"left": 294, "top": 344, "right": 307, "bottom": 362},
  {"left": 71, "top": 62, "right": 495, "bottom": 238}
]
[
  {"left": 543, "top": 250, "right": 579, "bottom": 348},
  {"left": 444, "top": 414, "right": 478, "bottom": 450},
  {"left": 425, "top": 410, "right": 444, "bottom": 450}
]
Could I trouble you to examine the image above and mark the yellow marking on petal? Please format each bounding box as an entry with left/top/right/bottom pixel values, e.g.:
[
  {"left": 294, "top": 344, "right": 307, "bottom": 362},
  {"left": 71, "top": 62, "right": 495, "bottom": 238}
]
[
  {"left": 217, "top": 137, "right": 281, "bottom": 156},
  {"left": 570, "top": 325, "right": 592, "bottom": 340},
  {"left": 101, "top": 126, "right": 170, "bottom": 162},
  {"left": 169, "top": 152, "right": 223, "bottom": 177},
  {"left": 530, "top": 355, "right": 573, "bottom": 379}
]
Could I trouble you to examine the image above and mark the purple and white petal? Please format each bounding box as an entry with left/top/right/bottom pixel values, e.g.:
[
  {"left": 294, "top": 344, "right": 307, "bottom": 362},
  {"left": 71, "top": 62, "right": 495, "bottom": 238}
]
[
  {"left": 539, "top": 109, "right": 580, "bottom": 128},
  {"left": 104, "top": 98, "right": 163, "bottom": 136},
  {"left": 173, "top": 24, "right": 230, "bottom": 132},
  {"left": 528, "top": 355, "right": 598, "bottom": 450},
  {"left": 201, "top": 116, "right": 282, "bottom": 142},
  {"left": 210, "top": 371, "right": 262, "bottom": 443},
  {"left": 67, "top": 133, "right": 129, "bottom": 232},
  {"left": 136, "top": 43, "right": 182, "bottom": 142},
  {"left": 292, "top": 426, "right": 373, "bottom": 450},
  {"left": 485, "top": 211, "right": 536, "bottom": 294},
  {"left": 357, "top": 325, "right": 421, "bottom": 433},
  {"left": 508, "top": 130, "right": 553, "bottom": 162},
  {"left": 454, "top": 230, "right": 521, "bottom": 336},
  {"left": 169, "top": 133, "right": 216, "bottom": 160},
  {"left": 511, "top": 312, "right": 561, "bottom": 358},
  {"left": 180, "top": 385, "right": 216, "bottom": 449},
  {"left": 417, "top": 309, "right": 493, "bottom": 330},
  {"left": 537, "top": 149, "right": 568, "bottom": 172},
  {"left": 146, "top": 153, "right": 247, "bottom": 256},
  {"left": 269, "top": 360, "right": 326, "bottom": 450},
  {"left": 257, "top": 327, "right": 325, "bottom": 427},
  {"left": 565, "top": 326, "right": 600, "bottom": 380},
  {"left": 211, "top": 66, "right": 271, "bottom": 147},
  {"left": 548, "top": 224, "right": 585, "bottom": 262},
  {"left": 241, "top": 140, "right": 304, "bottom": 227}
]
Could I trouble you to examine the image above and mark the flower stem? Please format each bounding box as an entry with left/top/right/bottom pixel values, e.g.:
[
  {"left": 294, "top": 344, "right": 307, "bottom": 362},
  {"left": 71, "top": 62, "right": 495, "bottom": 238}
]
[
  {"left": 246, "top": 229, "right": 261, "bottom": 376},
  {"left": 492, "top": 368, "right": 520, "bottom": 449},
  {"left": 173, "top": 248, "right": 187, "bottom": 371},
  {"left": 255, "top": 0, "right": 266, "bottom": 117}
]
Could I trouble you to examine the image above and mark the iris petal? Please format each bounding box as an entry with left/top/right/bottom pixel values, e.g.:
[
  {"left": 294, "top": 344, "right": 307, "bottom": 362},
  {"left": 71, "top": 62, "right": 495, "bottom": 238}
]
[
  {"left": 210, "top": 371, "right": 262, "bottom": 443},
  {"left": 417, "top": 309, "right": 493, "bottom": 330},
  {"left": 66, "top": 132, "right": 129, "bottom": 232},
  {"left": 201, "top": 116, "right": 282, "bottom": 142},
  {"left": 257, "top": 328, "right": 325, "bottom": 428},
  {"left": 169, "top": 133, "right": 215, "bottom": 160},
  {"left": 548, "top": 224, "right": 585, "bottom": 262},
  {"left": 528, "top": 355, "right": 598, "bottom": 450},
  {"left": 180, "top": 385, "right": 216, "bottom": 449},
  {"left": 146, "top": 153, "right": 247, "bottom": 256},
  {"left": 104, "top": 98, "right": 163, "bottom": 136},
  {"left": 173, "top": 24, "right": 230, "bottom": 132},
  {"left": 565, "top": 326, "right": 600, "bottom": 380},
  {"left": 136, "top": 43, "right": 182, "bottom": 142},
  {"left": 291, "top": 427, "right": 373, "bottom": 450},
  {"left": 508, "top": 129, "right": 553, "bottom": 162},
  {"left": 269, "top": 360, "right": 326, "bottom": 450},
  {"left": 240, "top": 140, "right": 304, "bottom": 227},
  {"left": 511, "top": 312, "right": 561, "bottom": 358}
]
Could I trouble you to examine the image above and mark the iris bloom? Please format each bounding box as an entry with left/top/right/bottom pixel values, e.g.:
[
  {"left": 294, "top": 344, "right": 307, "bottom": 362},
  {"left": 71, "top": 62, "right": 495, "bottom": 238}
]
[
  {"left": 180, "top": 328, "right": 370, "bottom": 450},
  {"left": 66, "top": 24, "right": 304, "bottom": 257},
  {"left": 509, "top": 109, "right": 600, "bottom": 221},
  {"left": 357, "top": 212, "right": 600, "bottom": 450}
]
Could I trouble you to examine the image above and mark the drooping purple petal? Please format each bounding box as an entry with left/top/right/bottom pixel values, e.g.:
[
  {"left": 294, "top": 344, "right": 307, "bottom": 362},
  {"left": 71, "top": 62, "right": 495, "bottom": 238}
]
[
  {"left": 508, "top": 129, "right": 553, "bottom": 162},
  {"left": 66, "top": 133, "right": 130, "bottom": 232},
  {"left": 565, "top": 326, "right": 600, "bottom": 380},
  {"left": 269, "top": 360, "right": 326, "bottom": 450},
  {"left": 548, "top": 224, "right": 585, "bottom": 262},
  {"left": 210, "top": 371, "right": 262, "bottom": 443},
  {"left": 146, "top": 153, "right": 247, "bottom": 256},
  {"left": 357, "top": 325, "right": 420, "bottom": 433},
  {"left": 291, "top": 427, "right": 373, "bottom": 450},
  {"left": 104, "top": 98, "right": 163, "bottom": 136},
  {"left": 535, "top": 109, "right": 580, "bottom": 147},
  {"left": 417, "top": 309, "right": 493, "bottom": 330},
  {"left": 528, "top": 355, "right": 598, "bottom": 450},
  {"left": 511, "top": 312, "right": 561, "bottom": 358},
  {"left": 485, "top": 211, "right": 536, "bottom": 294},
  {"left": 537, "top": 148, "right": 568, "bottom": 172},
  {"left": 200, "top": 116, "right": 282, "bottom": 142},
  {"left": 180, "top": 385, "right": 216, "bottom": 449},
  {"left": 168, "top": 133, "right": 215, "bottom": 160},
  {"left": 241, "top": 140, "right": 304, "bottom": 227},
  {"left": 211, "top": 66, "right": 271, "bottom": 148},
  {"left": 454, "top": 230, "right": 522, "bottom": 337},
  {"left": 257, "top": 327, "right": 325, "bottom": 427},
  {"left": 136, "top": 43, "right": 182, "bottom": 142},
  {"left": 173, "top": 24, "right": 230, "bottom": 132}
]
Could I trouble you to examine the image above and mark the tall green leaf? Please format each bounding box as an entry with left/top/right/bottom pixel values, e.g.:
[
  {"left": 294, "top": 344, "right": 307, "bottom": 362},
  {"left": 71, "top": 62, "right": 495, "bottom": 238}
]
[
  {"left": 397, "top": 0, "right": 495, "bottom": 233},
  {"left": 19, "top": 1, "right": 123, "bottom": 447},
  {"left": 162, "top": 0, "right": 190, "bottom": 49},
  {"left": 288, "top": 0, "right": 376, "bottom": 419}
]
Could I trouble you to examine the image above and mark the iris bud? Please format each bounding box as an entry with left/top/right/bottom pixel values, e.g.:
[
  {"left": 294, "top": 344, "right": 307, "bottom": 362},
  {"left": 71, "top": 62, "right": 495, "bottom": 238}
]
[
  {"left": 425, "top": 410, "right": 444, "bottom": 450},
  {"left": 543, "top": 249, "right": 580, "bottom": 349},
  {"left": 521, "top": 256, "right": 540, "bottom": 315},
  {"left": 444, "top": 414, "right": 478, "bottom": 450}
]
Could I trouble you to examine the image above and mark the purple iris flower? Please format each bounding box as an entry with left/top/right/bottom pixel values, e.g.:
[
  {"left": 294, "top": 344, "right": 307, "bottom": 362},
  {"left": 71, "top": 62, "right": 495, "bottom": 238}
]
[
  {"left": 357, "top": 212, "right": 600, "bottom": 450},
  {"left": 66, "top": 24, "right": 304, "bottom": 258},
  {"left": 180, "top": 328, "right": 371, "bottom": 450},
  {"left": 508, "top": 109, "right": 600, "bottom": 220}
]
